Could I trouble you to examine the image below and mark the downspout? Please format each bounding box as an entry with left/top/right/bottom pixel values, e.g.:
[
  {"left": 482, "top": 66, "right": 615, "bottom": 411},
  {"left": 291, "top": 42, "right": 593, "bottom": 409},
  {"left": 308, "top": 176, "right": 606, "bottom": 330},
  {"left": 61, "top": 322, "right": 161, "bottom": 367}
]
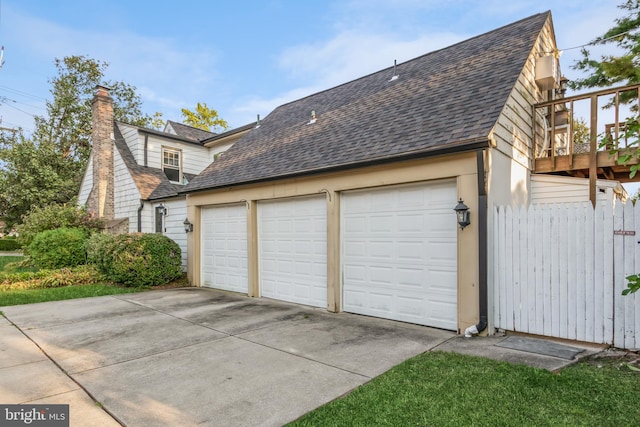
[
  {"left": 137, "top": 200, "right": 144, "bottom": 232},
  {"left": 464, "top": 150, "right": 488, "bottom": 337}
]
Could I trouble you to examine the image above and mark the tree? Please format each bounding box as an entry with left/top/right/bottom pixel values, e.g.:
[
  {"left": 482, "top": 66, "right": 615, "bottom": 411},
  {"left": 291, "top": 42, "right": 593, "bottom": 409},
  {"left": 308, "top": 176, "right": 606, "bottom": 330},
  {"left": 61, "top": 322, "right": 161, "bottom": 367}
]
[
  {"left": 149, "top": 111, "right": 166, "bottom": 131},
  {"left": 0, "top": 132, "right": 80, "bottom": 228},
  {"left": 181, "top": 102, "right": 228, "bottom": 132},
  {"left": 0, "top": 55, "right": 149, "bottom": 228},
  {"left": 571, "top": 0, "right": 640, "bottom": 99},
  {"left": 571, "top": 1, "right": 640, "bottom": 295}
]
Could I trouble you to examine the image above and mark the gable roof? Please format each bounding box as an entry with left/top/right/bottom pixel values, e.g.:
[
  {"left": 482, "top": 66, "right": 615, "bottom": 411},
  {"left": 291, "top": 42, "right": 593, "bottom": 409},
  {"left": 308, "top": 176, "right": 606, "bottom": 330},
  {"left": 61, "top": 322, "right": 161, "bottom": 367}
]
[
  {"left": 113, "top": 123, "right": 169, "bottom": 200},
  {"left": 165, "top": 120, "right": 217, "bottom": 143},
  {"left": 185, "top": 12, "right": 551, "bottom": 193}
]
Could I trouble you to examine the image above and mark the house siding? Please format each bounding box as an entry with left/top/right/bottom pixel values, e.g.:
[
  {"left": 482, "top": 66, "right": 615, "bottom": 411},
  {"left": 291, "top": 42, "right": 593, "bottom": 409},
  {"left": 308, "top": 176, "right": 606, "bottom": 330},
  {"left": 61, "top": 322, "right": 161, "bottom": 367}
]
[
  {"left": 209, "top": 142, "right": 234, "bottom": 164},
  {"left": 490, "top": 14, "right": 557, "bottom": 207},
  {"left": 530, "top": 175, "right": 619, "bottom": 205},
  {"left": 187, "top": 152, "right": 480, "bottom": 334},
  {"left": 78, "top": 153, "right": 93, "bottom": 206},
  {"left": 155, "top": 198, "right": 188, "bottom": 270},
  {"left": 113, "top": 148, "right": 142, "bottom": 232},
  {"left": 117, "top": 123, "right": 140, "bottom": 163},
  {"left": 145, "top": 135, "right": 211, "bottom": 176}
]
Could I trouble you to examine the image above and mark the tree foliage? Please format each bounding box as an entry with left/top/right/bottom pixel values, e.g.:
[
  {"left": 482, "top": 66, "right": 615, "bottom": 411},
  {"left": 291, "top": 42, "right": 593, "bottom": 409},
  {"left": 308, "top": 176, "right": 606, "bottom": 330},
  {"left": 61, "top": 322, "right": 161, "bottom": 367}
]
[
  {"left": 571, "top": 1, "right": 640, "bottom": 105},
  {"left": 571, "top": 2, "right": 640, "bottom": 295},
  {"left": 16, "top": 201, "right": 102, "bottom": 250},
  {"left": 0, "top": 55, "right": 149, "bottom": 228},
  {"left": 181, "top": 102, "right": 228, "bottom": 132},
  {"left": 149, "top": 111, "right": 166, "bottom": 131}
]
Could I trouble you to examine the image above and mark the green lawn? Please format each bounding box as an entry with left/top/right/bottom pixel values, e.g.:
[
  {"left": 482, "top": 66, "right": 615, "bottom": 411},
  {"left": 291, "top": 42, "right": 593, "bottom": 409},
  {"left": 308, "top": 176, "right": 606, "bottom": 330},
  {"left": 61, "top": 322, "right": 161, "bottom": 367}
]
[
  {"left": 289, "top": 351, "right": 640, "bottom": 426},
  {"left": 0, "top": 283, "right": 145, "bottom": 307}
]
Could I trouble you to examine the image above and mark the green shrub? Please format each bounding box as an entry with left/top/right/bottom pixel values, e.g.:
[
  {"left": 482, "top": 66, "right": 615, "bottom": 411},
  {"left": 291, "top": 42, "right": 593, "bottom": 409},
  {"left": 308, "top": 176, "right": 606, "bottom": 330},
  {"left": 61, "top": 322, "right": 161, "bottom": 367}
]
[
  {"left": 17, "top": 201, "right": 102, "bottom": 249},
  {"left": 86, "top": 232, "right": 116, "bottom": 273},
  {"left": 0, "top": 239, "right": 21, "bottom": 251},
  {"left": 108, "top": 233, "right": 182, "bottom": 287},
  {"left": 28, "top": 227, "right": 88, "bottom": 269}
]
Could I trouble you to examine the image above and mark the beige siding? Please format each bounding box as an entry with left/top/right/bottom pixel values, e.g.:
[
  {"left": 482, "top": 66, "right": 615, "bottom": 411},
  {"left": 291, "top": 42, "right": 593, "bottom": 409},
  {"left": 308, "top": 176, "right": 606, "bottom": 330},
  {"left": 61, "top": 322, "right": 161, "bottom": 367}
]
[
  {"left": 488, "top": 15, "right": 558, "bottom": 208},
  {"left": 187, "top": 152, "right": 480, "bottom": 334}
]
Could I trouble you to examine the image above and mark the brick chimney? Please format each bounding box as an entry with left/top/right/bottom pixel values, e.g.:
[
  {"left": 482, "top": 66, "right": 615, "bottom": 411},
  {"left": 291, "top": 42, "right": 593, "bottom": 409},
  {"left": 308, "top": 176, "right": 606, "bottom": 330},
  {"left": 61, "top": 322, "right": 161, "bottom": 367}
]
[{"left": 87, "top": 85, "right": 115, "bottom": 220}]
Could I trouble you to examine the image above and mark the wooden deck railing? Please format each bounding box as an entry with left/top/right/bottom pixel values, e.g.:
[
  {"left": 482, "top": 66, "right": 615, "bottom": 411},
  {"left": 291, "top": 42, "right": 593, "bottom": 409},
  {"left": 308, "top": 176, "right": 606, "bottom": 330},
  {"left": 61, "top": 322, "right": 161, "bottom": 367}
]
[{"left": 533, "top": 84, "right": 640, "bottom": 204}]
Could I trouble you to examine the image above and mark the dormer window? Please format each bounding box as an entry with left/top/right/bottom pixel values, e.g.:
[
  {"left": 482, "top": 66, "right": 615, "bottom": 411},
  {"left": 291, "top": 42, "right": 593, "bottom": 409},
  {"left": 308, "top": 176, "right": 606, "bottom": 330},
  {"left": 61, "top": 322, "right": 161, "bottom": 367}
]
[{"left": 162, "top": 147, "right": 182, "bottom": 183}]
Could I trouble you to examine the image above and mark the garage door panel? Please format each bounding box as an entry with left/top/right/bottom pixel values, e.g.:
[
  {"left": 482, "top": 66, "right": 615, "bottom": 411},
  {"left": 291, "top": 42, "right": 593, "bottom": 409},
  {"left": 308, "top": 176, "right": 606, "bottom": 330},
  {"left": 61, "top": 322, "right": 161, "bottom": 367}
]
[
  {"left": 259, "top": 196, "right": 327, "bottom": 308},
  {"left": 342, "top": 181, "right": 457, "bottom": 330},
  {"left": 201, "top": 205, "right": 248, "bottom": 293}
]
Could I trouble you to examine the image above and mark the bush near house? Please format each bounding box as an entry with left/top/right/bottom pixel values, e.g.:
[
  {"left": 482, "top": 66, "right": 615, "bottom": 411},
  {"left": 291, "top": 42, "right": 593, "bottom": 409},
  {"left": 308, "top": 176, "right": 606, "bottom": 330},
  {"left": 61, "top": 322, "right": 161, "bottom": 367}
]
[
  {"left": 0, "top": 239, "right": 20, "bottom": 251},
  {"left": 104, "top": 233, "right": 182, "bottom": 287},
  {"left": 17, "top": 202, "right": 102, "bottom": 250},
  {"left": 28, "top": 227, "right": 88, "bottom": 269},
  {"left": 86, "top": 232, "right": 116, "bottom": 273}
]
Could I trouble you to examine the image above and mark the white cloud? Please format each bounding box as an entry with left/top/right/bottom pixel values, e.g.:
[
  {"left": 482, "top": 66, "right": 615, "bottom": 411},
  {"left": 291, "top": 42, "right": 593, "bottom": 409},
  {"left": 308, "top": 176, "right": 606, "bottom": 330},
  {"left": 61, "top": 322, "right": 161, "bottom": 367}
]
[
  {"left": 4, "top": 6, "right": 220, "bottom": 119},
  {"left": 230, "top": 28, "right": 464, "bottom": 124}
]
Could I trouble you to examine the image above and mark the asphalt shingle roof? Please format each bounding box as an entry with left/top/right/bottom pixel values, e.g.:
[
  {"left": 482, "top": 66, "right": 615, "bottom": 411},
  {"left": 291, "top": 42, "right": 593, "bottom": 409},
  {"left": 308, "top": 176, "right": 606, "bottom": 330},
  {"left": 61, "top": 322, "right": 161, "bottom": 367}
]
[
  {"left": 165, "top": 120, "right": 217, "bottom": 143},
  {"left": 185, "top": 12, "right": 550, "bottom": 193},
  {"left": 113, "top": 123, "right": 186, "bottom": 201}
]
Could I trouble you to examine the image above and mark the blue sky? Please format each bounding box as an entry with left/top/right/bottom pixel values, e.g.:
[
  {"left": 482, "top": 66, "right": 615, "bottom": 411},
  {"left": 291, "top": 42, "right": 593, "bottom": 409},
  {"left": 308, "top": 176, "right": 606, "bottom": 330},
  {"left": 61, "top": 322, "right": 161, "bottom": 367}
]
[{"left": 0, "top": 1, "right": 624, "bottom": 135}]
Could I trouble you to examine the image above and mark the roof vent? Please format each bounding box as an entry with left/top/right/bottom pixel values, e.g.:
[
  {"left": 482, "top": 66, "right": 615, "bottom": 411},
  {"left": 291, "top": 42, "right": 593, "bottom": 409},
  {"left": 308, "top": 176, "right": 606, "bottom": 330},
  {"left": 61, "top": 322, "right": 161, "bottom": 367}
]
[
  {"left": 388, "top": 60, "right": 399, "bottom": 82},
  {"left": 255, "top": 114, "right": 260, "bottom": 129},
  {"left": 308, "top": 110, "right": 317, "bottom": 125}
]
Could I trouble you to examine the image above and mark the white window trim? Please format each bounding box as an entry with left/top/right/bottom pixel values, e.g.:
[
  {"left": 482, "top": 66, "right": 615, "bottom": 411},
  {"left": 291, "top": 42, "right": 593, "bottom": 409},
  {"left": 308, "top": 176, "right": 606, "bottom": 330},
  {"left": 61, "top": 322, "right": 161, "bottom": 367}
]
[{"left": 162, "top": 146, "right": 182, "bottom": 184}]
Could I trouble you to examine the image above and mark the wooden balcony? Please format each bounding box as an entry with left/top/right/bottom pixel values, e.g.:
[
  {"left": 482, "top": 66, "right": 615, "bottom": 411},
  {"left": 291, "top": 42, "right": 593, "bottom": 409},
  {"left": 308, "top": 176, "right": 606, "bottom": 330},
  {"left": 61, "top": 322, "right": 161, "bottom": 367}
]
[{"left": 533, "top": 84, "right": 640, "bottom": 203}]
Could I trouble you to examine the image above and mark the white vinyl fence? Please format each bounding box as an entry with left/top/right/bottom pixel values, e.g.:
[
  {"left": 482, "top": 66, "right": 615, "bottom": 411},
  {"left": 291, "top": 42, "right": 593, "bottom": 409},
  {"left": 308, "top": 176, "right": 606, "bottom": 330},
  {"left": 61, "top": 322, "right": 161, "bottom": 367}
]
[{"left": 493, "top": 202, "right": 639, "bottom": 349}]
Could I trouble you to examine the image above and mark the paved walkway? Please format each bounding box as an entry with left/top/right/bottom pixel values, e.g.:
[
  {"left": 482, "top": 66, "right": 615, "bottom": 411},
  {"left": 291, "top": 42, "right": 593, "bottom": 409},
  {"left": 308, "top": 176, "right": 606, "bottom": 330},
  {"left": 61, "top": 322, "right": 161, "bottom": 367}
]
[
  {"left": 0, "top": 288, "right": 601, "bottom": 426},
  {"left": 0, "top": 252, "right": 22, "bottom": 256}
]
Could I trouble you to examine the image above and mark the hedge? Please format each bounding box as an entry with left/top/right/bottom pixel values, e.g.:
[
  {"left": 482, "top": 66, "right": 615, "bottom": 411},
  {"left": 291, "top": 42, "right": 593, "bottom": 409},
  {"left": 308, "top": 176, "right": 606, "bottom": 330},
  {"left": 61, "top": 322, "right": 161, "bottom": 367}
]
[{"left": 0, "top": 239, "right": 21, "bottom": 251}]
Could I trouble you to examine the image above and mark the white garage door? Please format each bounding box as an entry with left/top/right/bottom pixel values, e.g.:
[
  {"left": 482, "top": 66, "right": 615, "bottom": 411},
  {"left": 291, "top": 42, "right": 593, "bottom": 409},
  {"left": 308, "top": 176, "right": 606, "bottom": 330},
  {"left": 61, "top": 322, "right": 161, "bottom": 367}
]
[
  {"left": 258, "top": 196, "right": 327, "bottom": 308},
  {"left": 341, "top": 180, "right": 457, "bottom": 330},
  {"left": 201, "top": 204, "right": 248, "bottom": 293}
]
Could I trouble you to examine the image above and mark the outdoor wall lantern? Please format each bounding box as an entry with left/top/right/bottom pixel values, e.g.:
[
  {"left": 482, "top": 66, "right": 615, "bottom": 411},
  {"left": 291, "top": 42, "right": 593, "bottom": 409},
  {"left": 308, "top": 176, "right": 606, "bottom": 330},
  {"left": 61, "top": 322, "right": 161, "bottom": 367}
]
[
  {"left": 556, "top": 75, "right": 569, "bottom": 98},
  {"left": 454, "top": 199, "right": 470, "bottom": 230},
  {"left": 183, "top": 218, "right": 194, "bottom": 233}
]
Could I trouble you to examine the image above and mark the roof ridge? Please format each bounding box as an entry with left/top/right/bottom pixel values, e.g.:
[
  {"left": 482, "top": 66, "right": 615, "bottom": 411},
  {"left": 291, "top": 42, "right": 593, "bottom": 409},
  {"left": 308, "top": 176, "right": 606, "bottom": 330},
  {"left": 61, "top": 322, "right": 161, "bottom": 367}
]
[{"left": 271, "top": 11, "right": 550, "bottom": 110}]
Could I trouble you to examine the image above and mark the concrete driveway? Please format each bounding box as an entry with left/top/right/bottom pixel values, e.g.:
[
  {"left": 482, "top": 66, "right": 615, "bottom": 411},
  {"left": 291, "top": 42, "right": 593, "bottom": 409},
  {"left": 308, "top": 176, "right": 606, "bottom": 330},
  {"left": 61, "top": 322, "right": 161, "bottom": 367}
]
[{"left": 1, "top": 288, "right": 454, "bottom": 426}]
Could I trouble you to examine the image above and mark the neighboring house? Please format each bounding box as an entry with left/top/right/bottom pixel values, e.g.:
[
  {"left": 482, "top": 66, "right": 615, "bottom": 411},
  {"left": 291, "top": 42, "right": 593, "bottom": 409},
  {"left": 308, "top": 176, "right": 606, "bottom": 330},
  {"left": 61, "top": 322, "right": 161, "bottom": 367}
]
[
  {"left": 78, "top": 86, "right": 253, "bottom": 270},
  {"left": 182, "top": 11, "right": 598, "bottom": 335}
]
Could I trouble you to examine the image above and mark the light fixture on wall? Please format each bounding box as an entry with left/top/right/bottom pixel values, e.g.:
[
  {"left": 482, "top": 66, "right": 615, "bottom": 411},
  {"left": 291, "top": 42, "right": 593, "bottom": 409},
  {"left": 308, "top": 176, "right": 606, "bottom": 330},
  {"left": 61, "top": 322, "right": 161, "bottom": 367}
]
[
  {"left": 454, "top": 199, "right": 470, "bottom": 230},
  {"left": 556, "top": 75, "right": 569, "bottom": 97},
  {"left": 183, "top": 218, "right": 193, "bottom": 233}
]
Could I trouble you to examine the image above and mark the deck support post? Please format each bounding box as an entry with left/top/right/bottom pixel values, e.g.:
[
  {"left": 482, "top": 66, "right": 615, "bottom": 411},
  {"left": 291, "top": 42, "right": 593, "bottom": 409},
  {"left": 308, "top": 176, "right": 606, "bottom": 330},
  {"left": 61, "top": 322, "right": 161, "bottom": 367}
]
[{"left": 589, "top": 95, "right": 598, "bottom": 207}]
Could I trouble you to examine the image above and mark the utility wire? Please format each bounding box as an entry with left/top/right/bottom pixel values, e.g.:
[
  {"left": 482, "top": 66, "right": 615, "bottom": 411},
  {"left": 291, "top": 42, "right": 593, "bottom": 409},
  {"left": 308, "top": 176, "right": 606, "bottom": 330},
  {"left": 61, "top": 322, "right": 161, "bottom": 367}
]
[
  {"left": 546, "top": 29, "right": 636, "bottom": 55},
  {"left": 0, "top": 85, "right": 47, "bottom": 101}
]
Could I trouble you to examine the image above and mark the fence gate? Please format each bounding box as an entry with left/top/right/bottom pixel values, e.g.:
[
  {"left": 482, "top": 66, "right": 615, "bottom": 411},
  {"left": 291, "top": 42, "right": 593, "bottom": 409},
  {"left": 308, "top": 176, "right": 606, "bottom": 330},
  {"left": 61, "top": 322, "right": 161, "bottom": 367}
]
[{"left": 493, "top": 202, "right": 639, "bottom": 349}]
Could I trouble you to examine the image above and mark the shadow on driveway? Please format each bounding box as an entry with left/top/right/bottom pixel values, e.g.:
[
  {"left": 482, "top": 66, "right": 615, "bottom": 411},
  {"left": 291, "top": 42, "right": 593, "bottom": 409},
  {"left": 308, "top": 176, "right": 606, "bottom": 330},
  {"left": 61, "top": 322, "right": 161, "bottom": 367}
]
[{"left": 1, "top": 288, "right": 454, "bottom": 426}]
